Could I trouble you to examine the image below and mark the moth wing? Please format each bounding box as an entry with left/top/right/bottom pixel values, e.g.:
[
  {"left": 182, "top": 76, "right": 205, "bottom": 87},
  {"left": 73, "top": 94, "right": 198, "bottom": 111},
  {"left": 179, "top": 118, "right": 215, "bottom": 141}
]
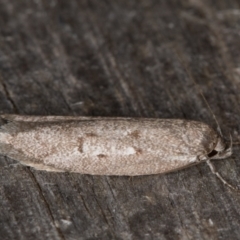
[{"left": 18, "top": 160, "right": 64, "bottom": 172}]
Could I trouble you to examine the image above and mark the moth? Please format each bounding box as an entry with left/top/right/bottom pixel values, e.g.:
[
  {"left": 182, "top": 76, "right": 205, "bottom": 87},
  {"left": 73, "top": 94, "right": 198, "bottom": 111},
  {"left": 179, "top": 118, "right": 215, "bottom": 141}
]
[{"left": 0, "top": 114, "right": 236, "bottom": 190}]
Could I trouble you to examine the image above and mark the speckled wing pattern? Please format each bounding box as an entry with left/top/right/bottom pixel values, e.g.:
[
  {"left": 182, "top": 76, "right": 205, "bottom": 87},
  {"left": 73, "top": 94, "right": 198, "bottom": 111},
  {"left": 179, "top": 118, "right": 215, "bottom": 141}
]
[{"left": 0, "top": 115, "right": 219, "bottom": 175}]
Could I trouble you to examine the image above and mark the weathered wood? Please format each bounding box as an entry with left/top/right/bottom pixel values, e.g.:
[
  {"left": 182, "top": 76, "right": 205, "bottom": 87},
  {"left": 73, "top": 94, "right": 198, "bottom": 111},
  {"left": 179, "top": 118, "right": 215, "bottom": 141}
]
[{"left": 0, "top": 0, "right": 240, "bottom": 239}]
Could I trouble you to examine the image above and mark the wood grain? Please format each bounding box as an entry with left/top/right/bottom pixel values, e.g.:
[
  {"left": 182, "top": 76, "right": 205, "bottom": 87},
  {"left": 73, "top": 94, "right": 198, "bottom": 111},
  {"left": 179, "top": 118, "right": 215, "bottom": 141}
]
[{"left": 0, "top": 0, "right": 240, "bottom": 239}]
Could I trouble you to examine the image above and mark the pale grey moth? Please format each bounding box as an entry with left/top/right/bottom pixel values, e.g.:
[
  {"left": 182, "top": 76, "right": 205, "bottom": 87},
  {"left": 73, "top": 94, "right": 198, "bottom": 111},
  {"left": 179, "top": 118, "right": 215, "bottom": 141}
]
[{"left": 0, "top": 114, "right": 236, "bottom": 190}]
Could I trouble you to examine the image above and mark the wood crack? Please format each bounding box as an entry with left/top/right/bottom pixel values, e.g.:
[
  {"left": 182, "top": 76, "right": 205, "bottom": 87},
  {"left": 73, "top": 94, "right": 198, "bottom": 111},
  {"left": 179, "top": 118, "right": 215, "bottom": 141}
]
[{"left": 26, "top": 168, "right": 66, "bottom": 240}]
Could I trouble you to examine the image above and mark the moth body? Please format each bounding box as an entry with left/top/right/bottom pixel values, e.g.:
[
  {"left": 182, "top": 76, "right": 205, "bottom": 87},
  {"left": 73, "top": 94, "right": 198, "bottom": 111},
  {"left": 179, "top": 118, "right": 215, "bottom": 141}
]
[{"left": 0, "top": 115, "right": 231, "bottom": 175}]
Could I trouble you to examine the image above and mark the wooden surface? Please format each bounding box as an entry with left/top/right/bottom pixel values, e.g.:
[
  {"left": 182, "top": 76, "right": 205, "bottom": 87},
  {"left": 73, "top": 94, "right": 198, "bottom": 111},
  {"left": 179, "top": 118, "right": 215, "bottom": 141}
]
[{"left": 0, "top": 0, "right": 240, "bottom": 239}]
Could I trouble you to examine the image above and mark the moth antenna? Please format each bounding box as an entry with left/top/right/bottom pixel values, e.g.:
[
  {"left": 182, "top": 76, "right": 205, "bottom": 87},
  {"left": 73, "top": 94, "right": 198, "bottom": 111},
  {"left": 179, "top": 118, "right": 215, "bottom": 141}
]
[
  {"left": 206, "top": 160, "right": 239, "bottom": 192},
  {"left": 175, "top": 52, "right": 223, "bottom": 137},
  {"left": 227, "top": 134, "right": 240, "bottom": 146},
  {"left": 198, "top": 91, "right": 223, "bottom": 138},
  {"left": 193, "top": 84, "right": 222, "bottom": 136}
]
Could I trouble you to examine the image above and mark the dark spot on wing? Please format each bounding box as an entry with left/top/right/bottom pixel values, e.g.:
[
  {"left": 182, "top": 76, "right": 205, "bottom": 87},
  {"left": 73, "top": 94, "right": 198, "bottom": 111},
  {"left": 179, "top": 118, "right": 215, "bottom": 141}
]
[
  {"left": 97, "top": 154, "right": 106, "bottom": 158},
  {"left": 78, "top": 137, "right": 84, "bottom": 153},
  {"left": 135, "top": 148, "right": 143, "bottom": 155},
  {"left": 86, "top": 132, "right": 98, "bottom": 137},
  {"left": 129, "top": 130, "right": 140, "bottom": 139}
]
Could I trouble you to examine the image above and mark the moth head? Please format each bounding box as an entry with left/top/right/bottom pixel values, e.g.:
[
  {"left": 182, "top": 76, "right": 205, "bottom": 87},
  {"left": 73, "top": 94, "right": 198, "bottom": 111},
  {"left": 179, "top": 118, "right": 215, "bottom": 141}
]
[{"left": 207, "top": 136, "right": 232, "bottom": 160}]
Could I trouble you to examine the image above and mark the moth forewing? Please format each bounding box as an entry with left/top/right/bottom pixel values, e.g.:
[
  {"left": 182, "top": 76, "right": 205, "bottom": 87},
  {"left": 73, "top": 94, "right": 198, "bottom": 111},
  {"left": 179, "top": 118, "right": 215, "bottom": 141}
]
[{"left": 0, "top": 115, "right": 231, "bottom": 176}]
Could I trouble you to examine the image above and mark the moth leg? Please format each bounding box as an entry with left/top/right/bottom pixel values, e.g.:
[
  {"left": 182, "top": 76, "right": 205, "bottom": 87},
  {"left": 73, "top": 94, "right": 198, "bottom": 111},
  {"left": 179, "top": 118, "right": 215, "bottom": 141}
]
[{"left": 206, "top": 160, "right": 239, "bottom": 192}]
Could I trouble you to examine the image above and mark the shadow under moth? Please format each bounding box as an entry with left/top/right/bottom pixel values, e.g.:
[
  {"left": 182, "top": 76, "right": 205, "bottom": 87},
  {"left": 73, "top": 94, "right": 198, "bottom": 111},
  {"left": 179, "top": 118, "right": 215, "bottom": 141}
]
[{"left": 0, "top": 114, "right": 236, "bottom": 190}]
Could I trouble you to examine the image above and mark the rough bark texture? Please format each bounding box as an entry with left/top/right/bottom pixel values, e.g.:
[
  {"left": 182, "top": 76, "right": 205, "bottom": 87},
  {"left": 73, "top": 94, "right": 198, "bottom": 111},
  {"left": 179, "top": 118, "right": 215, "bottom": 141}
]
[{"left": 0, "top": 0, "right": 240, "bottom": 239}]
